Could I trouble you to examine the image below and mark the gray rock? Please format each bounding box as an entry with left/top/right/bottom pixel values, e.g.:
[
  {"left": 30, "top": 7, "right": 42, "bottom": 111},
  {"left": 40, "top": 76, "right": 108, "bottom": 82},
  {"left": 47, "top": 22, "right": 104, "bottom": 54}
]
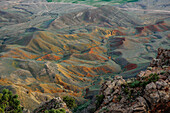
[
  {"left": 34, "top": 97, "right": 71, "bottom": 113},
  {"left": 158, "top": 91, "right": 169, "bottom": 102},
  {"left": 156, "top": 80, "right": 168, "bottom": 90}
]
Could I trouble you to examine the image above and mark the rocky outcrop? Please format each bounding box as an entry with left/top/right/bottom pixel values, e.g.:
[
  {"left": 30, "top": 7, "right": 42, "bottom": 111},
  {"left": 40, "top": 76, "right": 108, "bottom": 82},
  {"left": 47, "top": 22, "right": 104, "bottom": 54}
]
[
  {"left": 150, "top": 48, "right": 170, "bottom": 67},
  {"left": 83, "top": 48, "right": 170, "bottom": 113},
  {"left": 34, "top": 97, "right": 71, "bottom": 113},
  {"left": 95, "top": 76, "right": 169, "bottom": 112}
]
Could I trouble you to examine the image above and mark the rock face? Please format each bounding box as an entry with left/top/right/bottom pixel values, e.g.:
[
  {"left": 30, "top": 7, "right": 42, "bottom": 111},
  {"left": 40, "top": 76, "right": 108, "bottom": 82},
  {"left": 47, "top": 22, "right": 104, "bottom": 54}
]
[
  {"left": 150, "top": 48, "right": 170, "bottom": 67},
  {"left": 82, "top": 48, "right": 170, "bottom": 113},
  {"left": 34, "top": 97, "right": 71, "bottom": 113}
]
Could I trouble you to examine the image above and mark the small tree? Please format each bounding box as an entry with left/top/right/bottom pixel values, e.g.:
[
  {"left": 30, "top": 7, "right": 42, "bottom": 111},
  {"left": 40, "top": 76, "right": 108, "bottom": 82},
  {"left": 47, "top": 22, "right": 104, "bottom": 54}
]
[
  {"left": 0, "top": 89, "right": 22, "bottom": 113},
  {"left": 63, "top": 96, "right": 77, "bottom": 109}
]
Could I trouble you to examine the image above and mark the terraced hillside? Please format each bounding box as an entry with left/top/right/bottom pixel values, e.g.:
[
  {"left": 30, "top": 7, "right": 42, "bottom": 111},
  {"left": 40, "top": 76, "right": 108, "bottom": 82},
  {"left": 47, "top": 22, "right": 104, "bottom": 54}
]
[{"left": 0, "top": 0, "right": 170, "bottom": 111}]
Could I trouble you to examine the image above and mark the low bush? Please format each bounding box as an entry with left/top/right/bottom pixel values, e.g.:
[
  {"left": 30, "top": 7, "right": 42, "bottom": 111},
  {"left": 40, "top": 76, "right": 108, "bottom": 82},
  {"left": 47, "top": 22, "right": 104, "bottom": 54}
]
[
  {"left": 63, "top": 96, "right": 77, "bottom": 109},
  {"left": 129, "top": 80, "right": 140, "bottom": 88},
  {"left": 96, "top": 95, "right": 104, "bottom": 109},
  {"left": 128, "top": 73, "right": 159, "bottom": 88},
  {"left": 117, "top": 95, "right": 122, "bottom": 101}
]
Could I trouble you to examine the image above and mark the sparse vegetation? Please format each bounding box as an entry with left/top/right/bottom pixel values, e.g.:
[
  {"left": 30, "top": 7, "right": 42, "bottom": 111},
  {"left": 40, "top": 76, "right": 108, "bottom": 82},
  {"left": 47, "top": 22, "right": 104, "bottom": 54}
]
[
  {"left": 120, "top": 73, "right": 160, "bottom": 101},
  {"left": 160, "top": 71, "right": 166, "bottom": 75},
  {"left": 121, "top": 84, "right": 129, "bottom": 94},
  {"left": 129, "top": 80, "right": 140, "bottom": 88},
  {"left": 117, "top": 95, "right": 122, "bottom": 101},
  {"left": 149, "top": 73, "right": 159, "bottom": 82},
  {"left": 88, "top": 108, "right": 96, "bottom": 113},
  {"left": 63, "top": 96, "right": 77, "bottom": 109},
  {"left": 0, "top": 89, "right": 23, "bottom": 113},
  {"left": 73, "top": 100, "right": 91, "bottom": 112},
  {"left": 44, "top": 108, "right": 66, "bottom": 113},
  {"left": 47, "top": 0, "right": 53, "bottom": 2},
  {"left": 127, "top": 73, "right": 159, "bottom": 88},
  {"left": 96, "top": 95, "right": 104, "bottom": 109},
  {"left": 99, "top": 107, "right": 109, "bottom": 113}
]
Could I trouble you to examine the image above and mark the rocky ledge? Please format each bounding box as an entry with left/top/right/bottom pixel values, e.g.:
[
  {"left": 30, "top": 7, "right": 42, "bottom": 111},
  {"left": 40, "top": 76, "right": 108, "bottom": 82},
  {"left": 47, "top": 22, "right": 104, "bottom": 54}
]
[
  {"left": 77, "top": 48, "right": 169, "bottom": 113},
  {"left": 34, "top": 97, "right": 71, "bottom": 113},
  {"left": 94, "top": 48, "right": 170, "bottom": 113}
]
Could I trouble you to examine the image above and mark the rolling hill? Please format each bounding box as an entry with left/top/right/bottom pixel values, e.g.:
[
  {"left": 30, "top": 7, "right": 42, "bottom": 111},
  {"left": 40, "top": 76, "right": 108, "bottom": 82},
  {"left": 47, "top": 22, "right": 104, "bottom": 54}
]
[{"left": 0, "top": 0, "right": 169, "bottom": 111}]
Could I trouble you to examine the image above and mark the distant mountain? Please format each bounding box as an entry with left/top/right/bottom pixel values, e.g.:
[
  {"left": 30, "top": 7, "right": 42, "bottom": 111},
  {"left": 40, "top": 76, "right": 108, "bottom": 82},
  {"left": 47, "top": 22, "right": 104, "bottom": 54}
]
[
  {"left": 49, "top": 5, "right": 141, "bottom": 31},
  {"left": 115, "top": 0, "right": 170, "bottom": 24},
  {"left": 118, "top": 0, "right": 170, "bottom": 11},
  {"left": 0, "top": 0, "right": 94, "bottom": 42}
]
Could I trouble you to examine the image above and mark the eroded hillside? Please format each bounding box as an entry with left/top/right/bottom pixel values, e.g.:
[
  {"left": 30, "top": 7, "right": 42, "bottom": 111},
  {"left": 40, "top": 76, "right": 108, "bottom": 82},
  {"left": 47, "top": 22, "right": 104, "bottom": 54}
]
[{"left": 0, "top": 0, "right": 169, "bottom": 111}]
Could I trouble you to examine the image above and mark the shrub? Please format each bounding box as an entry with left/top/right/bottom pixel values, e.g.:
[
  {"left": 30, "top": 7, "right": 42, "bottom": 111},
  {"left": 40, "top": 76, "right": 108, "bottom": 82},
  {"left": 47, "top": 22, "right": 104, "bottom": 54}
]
[
  {"left": 127, "top": 90, "right": 132, "bottom": 100},
  {"left": 149, "top": 73, "right": 159, "bottom": 82},
  {"left": 123, "top": 87, "right": 129, "bottom": 94},
  {"left": 96, "top": 95, "right": 104, "bottom": 109},
  {"left": 63, "top": 96, "right": 77, "bottom": 109},
  {"left": 88, "top": 108, "right": 96, "bottom": 113},
  {"left": 117, "top": 95, "right": 122, "bottom": 101},
  {"left": 57, "top": 108, "right": 65, "bottom": 113},
  {"left": 129, "top": 80, "right": 140, "bottom": 88},
  {"left": 128, "top": 73, "right": 159, "bottom": 88},
  {"left": 140, "top": 81, "right": 148, "bottom": 88},
  {"left": 0, "top": 89, "right": 22, "bottom": 113}
]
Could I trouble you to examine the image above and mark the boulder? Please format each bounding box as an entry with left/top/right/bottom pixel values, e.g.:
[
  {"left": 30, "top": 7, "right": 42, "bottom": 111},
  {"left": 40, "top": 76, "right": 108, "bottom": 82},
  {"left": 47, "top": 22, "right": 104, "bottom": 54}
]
[
  {"left": 155, "top": 80, "right": 168, "bottom": 90},
  {"left": 34, "top": 97, "right": 71, "bottom": 113}
]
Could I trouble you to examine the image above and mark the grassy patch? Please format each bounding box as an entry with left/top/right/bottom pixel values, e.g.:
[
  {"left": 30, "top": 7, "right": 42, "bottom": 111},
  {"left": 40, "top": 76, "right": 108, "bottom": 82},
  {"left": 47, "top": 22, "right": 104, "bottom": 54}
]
[{"left": 47, "top": 0, "right": 53, "bottom": 2}]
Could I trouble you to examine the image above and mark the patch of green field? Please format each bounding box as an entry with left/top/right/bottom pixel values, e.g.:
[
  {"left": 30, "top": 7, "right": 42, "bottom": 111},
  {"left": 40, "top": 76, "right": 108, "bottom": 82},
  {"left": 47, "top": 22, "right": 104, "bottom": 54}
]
[
  {"left": 47, "top": 0, "right": 53, "bottom": 2},
  {"left": 46, "top": 0, "right": 139, "bottom": 6}
]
